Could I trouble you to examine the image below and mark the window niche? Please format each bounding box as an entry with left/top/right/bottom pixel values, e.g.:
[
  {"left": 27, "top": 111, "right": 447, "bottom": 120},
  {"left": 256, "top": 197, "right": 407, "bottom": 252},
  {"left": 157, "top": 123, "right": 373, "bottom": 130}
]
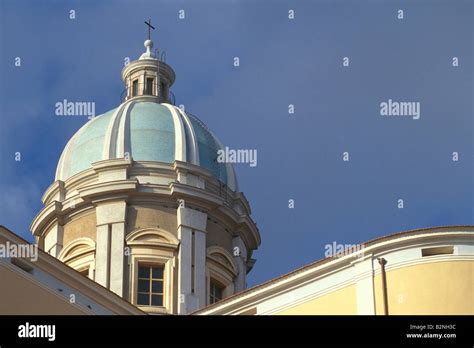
[
  {"left": 126, "top": 228, "right": 179, "bottom": 314},
  {"left": 206, "top": 246, "right": 238, "bottom": 305},
  {"left": 57, "top": 237, "right": 96, "bottom": 279},
  {"left": 160, "top": 81, "right": 167, "bottom": 100},
  {"left": 146, "top": 78, "right": 154, "bottom": 96},
  {"left": 209, "top": 279, "right": 224, "bottom": 304},
  {"left": 132, "top": 79, "right": 138, "bottom": 97}
]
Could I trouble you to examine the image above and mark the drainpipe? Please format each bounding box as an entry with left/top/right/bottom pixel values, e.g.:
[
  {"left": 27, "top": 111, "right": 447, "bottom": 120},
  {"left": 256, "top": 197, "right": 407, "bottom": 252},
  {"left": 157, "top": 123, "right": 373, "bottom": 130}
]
[{"left": 378, "top": 258, "right": 389, "bottom": 315}]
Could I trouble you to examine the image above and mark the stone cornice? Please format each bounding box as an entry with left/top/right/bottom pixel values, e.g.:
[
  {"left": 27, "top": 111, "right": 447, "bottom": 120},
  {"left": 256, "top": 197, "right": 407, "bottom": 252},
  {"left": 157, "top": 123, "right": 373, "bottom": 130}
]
[
  {"left": 174, "top": 160, "right": 214, "bottom": 179},
  {"left": 91, "top": 157, "right": 132, "bottom": 171},
  {"left": 170, "top": 182, "right": 223, "bottom": 206},
  {"left": 31, "top": 201, "right": 62, "bottom": 236},
  {"left": 121, "top": 59, "right": 176, "bottom": 85},
  {"left": 63, "top": 168, "right": 98, "bottom": 191},
  {"left": 32, "top": 159, "right": 261, "bottom": 258},
  {"left": 78, "top": 179, "right": 138, "bottom": 201},
  {"left": 41, "top": 180, "right": 65, "bottom": 205}
]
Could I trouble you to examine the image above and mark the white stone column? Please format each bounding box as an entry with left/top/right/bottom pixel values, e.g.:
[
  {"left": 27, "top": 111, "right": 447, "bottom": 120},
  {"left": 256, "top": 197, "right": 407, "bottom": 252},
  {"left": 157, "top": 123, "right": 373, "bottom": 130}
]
[
  {"left": 177, "top": 225, "right": 192, "bottom": 314},
  {"left": 352, "top": 254, "right": 376, "bottom": 315},
  {"left": 95, "top": 224, "right": 110, "bottom": 288},
  {"left": 95, "top": 201, "right": 127, "bottom": 296},
  {"left": 110, "top": 222, "right": 126, "bottom": 296},
  {"left": 232, "top": 236, "right": 248, "bottom": 292},
  {"left": 44, "top": 222, "right": 64, "bottom": 258},
  {"left": 194, "top": 230, "right": 206, "bottom": 308},
  {"left": 177, "top": 206, "right": 207, "bottom": 314}
]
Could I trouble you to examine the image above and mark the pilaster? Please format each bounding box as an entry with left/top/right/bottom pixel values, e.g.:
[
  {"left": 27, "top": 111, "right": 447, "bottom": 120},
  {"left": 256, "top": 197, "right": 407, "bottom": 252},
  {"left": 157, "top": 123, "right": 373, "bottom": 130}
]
[{"left": 176, "top": 206, "right": 207, "bottom": 314}]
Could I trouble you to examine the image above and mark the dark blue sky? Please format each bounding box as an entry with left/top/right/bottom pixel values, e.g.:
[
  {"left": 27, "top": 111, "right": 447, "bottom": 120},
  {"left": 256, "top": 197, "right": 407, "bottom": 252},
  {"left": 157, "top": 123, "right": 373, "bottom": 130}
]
[{"left": 1, "top": 0, "right": 472, "bottom": 286}]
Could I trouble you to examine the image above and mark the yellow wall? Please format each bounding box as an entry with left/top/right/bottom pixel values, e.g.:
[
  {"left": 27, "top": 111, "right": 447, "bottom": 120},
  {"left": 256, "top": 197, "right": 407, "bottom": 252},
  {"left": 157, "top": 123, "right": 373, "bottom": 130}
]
[
  {"left": 374, "top": 261, "right": 473, "bottom": 315},
  {"left": 0, "top": 264, "right": 86, "bottom": 315},
  {"left": 127, "top": 205, "right": 177, "bottom": 236},
  {"left": 63, "top": 212, "right": 97, "bottom": 245},
  {"left": 275, "top": 284, "right": 357, "bottom": 315},
  {"left": 268, "top": 261, "right": 472, "bottom": 316},
  {"left": 206, "top": 220, "right": 232, "bottom": 251}
]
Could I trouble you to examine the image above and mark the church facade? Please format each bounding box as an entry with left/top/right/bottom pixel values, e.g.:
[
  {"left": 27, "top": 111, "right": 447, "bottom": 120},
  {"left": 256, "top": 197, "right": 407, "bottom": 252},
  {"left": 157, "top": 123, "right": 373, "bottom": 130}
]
[{"left": 0, "top": 34, "right": 472, "bottom": 316}]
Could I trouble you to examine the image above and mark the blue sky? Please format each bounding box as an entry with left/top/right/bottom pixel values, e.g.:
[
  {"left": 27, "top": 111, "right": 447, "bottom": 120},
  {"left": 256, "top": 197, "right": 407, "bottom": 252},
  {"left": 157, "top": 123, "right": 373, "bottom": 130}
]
[{"left": 0, "top": 0, "right": 472, "bottom": 287}]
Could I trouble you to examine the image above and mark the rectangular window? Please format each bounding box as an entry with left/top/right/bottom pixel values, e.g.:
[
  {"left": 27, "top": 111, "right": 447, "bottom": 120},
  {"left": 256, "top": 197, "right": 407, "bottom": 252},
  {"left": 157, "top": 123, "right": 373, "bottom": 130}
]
[
  {"left": 137, "top": 265, "right": 164, "bottom": 306},
  {"left": 210, "top": 280, "right": 224, "bottom": 304},
  {"left": 421, "top": 246, "right": 454, "bottom": 257},
  {"left": 146, "top": 78, "right": 154, "bottom": 95},
  {"left": 132, "top": 79, "right": 138, "bottom": 96}
]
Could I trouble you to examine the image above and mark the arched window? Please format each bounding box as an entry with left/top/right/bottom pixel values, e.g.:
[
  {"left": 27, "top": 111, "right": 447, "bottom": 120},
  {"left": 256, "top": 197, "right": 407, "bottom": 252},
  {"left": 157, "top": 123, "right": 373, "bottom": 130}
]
[
  {"left": 58, "top": 237, "right": 96, "bottom": 279},
  {"left": 126, "top": 228, "right": 179, "bottom": 314},
  {"left": 206, "top": 246, "right": 238, "bottom": 305}
]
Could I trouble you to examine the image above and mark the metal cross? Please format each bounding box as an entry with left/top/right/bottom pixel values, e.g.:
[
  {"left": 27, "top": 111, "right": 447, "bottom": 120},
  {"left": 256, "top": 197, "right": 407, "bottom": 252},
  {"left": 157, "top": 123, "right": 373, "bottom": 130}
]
[{"left": 144, "top": 19, "right": 155, "bottom": 40}]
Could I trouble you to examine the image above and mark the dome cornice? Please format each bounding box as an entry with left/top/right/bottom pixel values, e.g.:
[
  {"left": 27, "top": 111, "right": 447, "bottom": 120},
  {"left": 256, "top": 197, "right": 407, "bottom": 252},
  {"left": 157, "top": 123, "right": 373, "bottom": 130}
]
[
  {"left": 121, "top": 59, "right": 176, "bottom": 86},
  {"left": 32, "top": 158, "right": 260, "bottom": 251}
]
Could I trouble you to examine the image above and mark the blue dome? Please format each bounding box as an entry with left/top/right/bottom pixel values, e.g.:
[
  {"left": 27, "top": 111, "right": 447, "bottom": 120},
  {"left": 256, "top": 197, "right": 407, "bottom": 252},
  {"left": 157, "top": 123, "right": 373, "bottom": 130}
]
[{"left": 55, "top": 101, "right": 238, "bottom": 191}]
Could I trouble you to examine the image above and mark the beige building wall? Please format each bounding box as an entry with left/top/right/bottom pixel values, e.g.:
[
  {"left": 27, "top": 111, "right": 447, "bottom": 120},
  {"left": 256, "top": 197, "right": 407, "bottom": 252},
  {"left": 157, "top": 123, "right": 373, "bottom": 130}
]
[
  {"left": 63, "top": 211, "right": 97, "bottom": 246},
  {"left": 275, "top": 284, "right": 358, "bottom": 315},
  {"left": 0, "top": 265, "right": 87, "bottom": 315},
  {"left": 374, "top": 261, "right": 474, "bottom": 315},
  {"left": 206, "top": 220, "right": 233, "bottom": 252},
  {"left": 126, "top": 205, "right": 177, "bottom": 236},
  {"left": 273, "top": 261, "right": 474, "bottom": 315},
  {"left": 0, "top": 225, "right": 145, "bottom": 315}
]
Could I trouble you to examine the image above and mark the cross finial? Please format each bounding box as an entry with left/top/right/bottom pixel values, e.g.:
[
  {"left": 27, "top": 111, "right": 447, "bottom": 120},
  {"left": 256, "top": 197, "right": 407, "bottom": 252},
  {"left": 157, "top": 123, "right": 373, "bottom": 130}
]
[{"left": 144, "top": 19, "right": 155, "bottom": 40}]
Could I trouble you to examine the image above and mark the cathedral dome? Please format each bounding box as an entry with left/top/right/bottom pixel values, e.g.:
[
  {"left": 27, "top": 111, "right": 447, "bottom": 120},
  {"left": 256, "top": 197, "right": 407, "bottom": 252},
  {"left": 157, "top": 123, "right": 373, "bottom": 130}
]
[
  {"left": 32, "top": 31, "right": 260, "bottom": 315},
  {"left": 55, "top": 100, "right": 238, "bottom": 191}
]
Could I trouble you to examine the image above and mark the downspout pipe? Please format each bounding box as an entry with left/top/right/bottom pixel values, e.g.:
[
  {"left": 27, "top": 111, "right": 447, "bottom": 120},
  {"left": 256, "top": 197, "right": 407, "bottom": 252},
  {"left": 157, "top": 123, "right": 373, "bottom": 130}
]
[{"left": 378, "top": 257, "right": 389, "bottom": 315}]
